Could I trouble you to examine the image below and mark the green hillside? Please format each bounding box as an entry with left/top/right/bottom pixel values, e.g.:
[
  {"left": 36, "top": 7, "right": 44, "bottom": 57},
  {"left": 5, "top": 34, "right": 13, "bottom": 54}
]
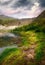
[
  {"left": 0, "top": 11, "right": 45, "bottom": 65},
  {"left": 0, "top": 18, "right": 19, "bottom": 26}
]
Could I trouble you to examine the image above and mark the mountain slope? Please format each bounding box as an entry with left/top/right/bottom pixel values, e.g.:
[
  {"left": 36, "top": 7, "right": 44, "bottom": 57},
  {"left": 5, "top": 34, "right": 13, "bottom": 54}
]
[
  {"left": 11, "top": 10, "right": 45, "bottom": 64},
  {"left": 37, "top": 10, "right": 45, "bottom": 18}
]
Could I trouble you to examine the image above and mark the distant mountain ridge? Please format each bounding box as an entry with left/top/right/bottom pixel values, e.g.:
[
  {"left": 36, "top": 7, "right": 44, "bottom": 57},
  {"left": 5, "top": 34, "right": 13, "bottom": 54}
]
[
  {"left": 0, "top": 15, "right": 10, "bottom": 19},
  {"left": 0, "top": 14, "right": 34, "bottom": 26}
]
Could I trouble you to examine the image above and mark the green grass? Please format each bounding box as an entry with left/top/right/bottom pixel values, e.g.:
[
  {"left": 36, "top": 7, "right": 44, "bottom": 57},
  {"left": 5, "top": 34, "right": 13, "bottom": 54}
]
[
  {"left": 35, "top": 32, "right": 45, "bottom": 61},
  {"left": 0, "top": 48, "right": 22, "bottom": 64}
]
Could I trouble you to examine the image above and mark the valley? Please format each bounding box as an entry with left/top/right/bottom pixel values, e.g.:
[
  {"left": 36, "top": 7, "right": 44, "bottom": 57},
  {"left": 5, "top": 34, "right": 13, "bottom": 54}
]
[{"left": 0, "top": 11, "right": 45, "bottom": 65}]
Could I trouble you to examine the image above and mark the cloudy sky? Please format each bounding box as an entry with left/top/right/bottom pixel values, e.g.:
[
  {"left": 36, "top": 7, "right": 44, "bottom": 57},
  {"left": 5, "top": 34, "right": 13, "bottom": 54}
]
[{"left": 0, "top": 0, "right": 45, "bottom": 19}]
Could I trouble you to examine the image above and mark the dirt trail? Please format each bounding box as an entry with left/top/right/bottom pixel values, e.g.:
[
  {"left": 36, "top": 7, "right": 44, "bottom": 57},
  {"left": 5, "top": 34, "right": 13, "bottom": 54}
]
[{"left": 22, "top": 43, "right": 37, "bottom": 59}]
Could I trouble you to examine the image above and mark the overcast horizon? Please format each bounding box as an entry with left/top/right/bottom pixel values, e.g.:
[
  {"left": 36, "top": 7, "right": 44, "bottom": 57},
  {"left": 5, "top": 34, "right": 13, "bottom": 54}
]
[{"left": 0, "top": 0, "right": 45, "bottom": 19}]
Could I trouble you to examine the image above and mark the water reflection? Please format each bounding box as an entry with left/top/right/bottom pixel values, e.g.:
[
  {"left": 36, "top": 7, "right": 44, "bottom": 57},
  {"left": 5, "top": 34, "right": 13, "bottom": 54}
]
[
  {"left": 0, "top": 45, "right": 18, "bottom": 54},
  {"left": 0, "top": 33, "right": 18, "bottom": 38},
  {"left": 0, "top": 33, "right": 19, "bottom": 54}
]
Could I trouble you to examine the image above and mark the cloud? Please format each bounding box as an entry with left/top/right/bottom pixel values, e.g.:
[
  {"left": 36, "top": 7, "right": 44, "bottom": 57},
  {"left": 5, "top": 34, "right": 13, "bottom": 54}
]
[
  {"left": 11, "top": 0, "right": 32, "bottom": 8},
  {"left": 0, "top": 0, "right": 12, "bottom": 5},
  {"left": 0, "top": 0, "right": 45, "bottom": 19},
  {"left": 39, "top": 0, "right": 45, "bottom": 7}
]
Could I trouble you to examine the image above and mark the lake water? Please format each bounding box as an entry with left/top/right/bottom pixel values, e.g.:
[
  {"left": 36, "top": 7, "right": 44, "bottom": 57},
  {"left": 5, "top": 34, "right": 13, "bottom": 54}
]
[
  {"left": 0, "top": 25, "right": 20, "bottom": 55},
  {"left": 0, "top": 25, "right": 18, "bottom": 30},
  {"left": 0, "top": 33, "right": 18, "bottom": 38},
  {"left": 0, "top": 45, "right": 18, "bottom": 54},
  {"left": 0, "top": 32, "right": 20, "bottom": 55}
]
